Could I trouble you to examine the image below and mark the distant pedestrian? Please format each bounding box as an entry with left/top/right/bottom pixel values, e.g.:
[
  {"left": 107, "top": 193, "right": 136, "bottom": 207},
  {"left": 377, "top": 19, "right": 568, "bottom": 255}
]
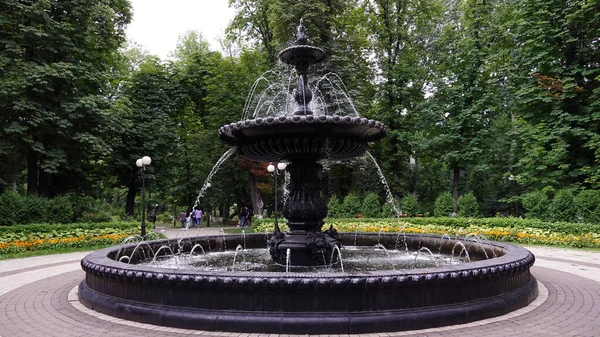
[
  {"left": 243, "top": 207, "right": 253, "bottom": 227},
  {"left": 147, "top": 211, "right": 156, "bottom": 225},
  {"left": 238, "top": 206, "right": 247, "bottom": 228},
  {"left": 179, "top": 211, "right": 186, "bottom": 228},
  {"left": 194, "top": 208, "right": 203, "bottom": 228}
]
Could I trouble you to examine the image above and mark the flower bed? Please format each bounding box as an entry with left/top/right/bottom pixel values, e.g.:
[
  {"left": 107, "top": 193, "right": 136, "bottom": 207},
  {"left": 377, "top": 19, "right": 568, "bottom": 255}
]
[
  {"left": 253, "top": 217, "right": 600, "bottom": 249},
  {"left": 0, "top": 222, "right": 139, "bottom": 255}
]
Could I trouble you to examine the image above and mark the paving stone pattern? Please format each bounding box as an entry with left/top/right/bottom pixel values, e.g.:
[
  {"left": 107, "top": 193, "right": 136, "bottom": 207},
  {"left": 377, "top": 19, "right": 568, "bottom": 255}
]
[{"left": 1, "top": 237, "right": 599, "bottom": 337}]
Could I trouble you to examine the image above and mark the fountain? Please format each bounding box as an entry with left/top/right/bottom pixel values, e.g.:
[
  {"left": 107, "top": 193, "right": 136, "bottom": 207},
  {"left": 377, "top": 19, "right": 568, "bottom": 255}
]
[
  {"left": 219, "top": 19, "right": 386, "bottom": 266},
  {"left": 79, "top": 20, "right": 537, "bottom": 334}
]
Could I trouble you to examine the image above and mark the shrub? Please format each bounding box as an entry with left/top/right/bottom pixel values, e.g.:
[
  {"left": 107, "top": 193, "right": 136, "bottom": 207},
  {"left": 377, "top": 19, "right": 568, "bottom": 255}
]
[
  {"left": 156, "top": 213, "right": 173, "bottom": 224},
  {"left": 381, "top": 200, "right": 399, "bottom": 218},
  {"left": 575, "top": 189, "right": 600, "bottom": 223},
  {"left": 341, "top": 193, "right": 362, "bottom": 218},
  {"left": 458, "top": 193, "right": 481, "bottom": 217},
  {"left": 361, "top": 193, "right": 381, "bottom": 218},
  {"left": 327, "top": 195, "right": 343, "bottom": 218},
  {"left": 550, "top": 189, "right": 578, "bottom": 222},
  {"left": 434, "top": 192, "right": 455, "bottom": 217},
  {"left": 401, "top": 194, "right": 419, "bottom": 217},
  {"left": 522, "top": 189, "right": 552, "bottom": 221},
  {"left": 25, "top": 195, "right": 50, "bottom": 223},
  {"left": 0, "top": 192, "right": 26, "bottom": 225},
  {"left": 46, "top": 195, "right": 75, "bottom": 224},
  {"left": 0, "top": 193, "right": 118, "bottom": 225}
]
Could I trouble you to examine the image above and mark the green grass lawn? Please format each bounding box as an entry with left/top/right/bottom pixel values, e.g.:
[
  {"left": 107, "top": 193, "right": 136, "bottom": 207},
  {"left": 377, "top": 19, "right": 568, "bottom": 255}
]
[
  {"left": 221, "top": 227, "right": 254, "bottom": 234},
  {"left": 0, "top": 244, "right": 116, "bottom": 260}
]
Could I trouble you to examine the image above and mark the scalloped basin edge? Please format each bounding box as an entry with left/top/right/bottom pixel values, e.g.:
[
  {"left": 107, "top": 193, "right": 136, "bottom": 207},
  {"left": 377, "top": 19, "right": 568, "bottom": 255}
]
[{"left": 78, "top": 233, "right": 538, "bottom": 334}]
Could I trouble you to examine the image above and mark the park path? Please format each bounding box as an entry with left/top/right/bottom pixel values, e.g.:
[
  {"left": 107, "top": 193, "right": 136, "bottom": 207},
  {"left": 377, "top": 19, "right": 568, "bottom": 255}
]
[{"left": 1, "top": 229, "right": 599, "bottom": 337}]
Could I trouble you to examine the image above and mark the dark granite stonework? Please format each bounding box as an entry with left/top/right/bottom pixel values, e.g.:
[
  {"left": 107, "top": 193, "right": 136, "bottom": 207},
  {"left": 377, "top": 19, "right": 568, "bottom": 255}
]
[
  {"left": 218, "top": 21, "right": 386, "bottom": 266},
  {"left": 79, "top": 233, "right": 538, "bottom": 333}
]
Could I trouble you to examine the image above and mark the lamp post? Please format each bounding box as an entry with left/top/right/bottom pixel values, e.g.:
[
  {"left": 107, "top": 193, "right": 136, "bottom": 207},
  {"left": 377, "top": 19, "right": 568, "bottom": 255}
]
[
  {"left": 205, "top": 182, "right": 211, "bottom": 228},
  {"left": 267, "top": 162, "right": 287, "bottom": 231},
  {"left": 136, "top": 156, "right": 151, "bottom": 238}
]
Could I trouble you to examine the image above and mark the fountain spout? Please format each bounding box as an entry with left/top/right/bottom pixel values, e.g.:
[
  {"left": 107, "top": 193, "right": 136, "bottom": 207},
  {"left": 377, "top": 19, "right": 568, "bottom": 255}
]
[{"left": 295, "top": 18, "right": 308, "bottom": 45}]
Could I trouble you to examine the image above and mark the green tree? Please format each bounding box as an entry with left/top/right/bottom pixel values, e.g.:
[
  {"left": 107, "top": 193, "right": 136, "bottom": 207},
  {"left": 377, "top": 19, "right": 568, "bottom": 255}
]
[
  {"left": 366, "top": 0, "right": 443, "bottom": 200},
  {"left": 457, "top": 192, "right": 481, "bottom": 218},
  {"left": 509, "top": 0, "right": 600, "bottom": 189},
  {"left": 401, "top": 194, "right": 419, "bottom": 217},
  {"left": 362, "top": 193, "right": 382, "bottom": 218},
  {"left": 0, "top": 0, "right": 131, "bottom": 196},
  {"left": 434, "top": 192, "right": 454, "bottom": 217},
  {"left": 202, "top": 49, "right": 271, "bottom": 216},
  {"left": 341, "top": 192, "right": 361, "bottom": 218},
  {"left": 227, "top": 0, "right": 277, "bottom": 65},
  {"left": 327, "top": 195, "right": 343, "bottom": 218},
  {"left": 110, "top": 58, "right": 180, "bottom": 215},
  {"left": 421, "top": 0, "right": 496, "bottom": 211},
  {"left": 381, "top": 199, "right": 399, "bottom": 218}
]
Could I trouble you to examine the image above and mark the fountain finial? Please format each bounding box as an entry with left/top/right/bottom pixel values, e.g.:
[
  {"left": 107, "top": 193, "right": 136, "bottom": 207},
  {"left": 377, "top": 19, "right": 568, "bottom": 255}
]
[{"left": 295, "top": 18, "right": 308, "bottom": 45}]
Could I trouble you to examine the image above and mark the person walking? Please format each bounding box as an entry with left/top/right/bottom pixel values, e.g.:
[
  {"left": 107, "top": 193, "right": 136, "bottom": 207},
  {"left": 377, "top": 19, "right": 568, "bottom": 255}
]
[
  {"left": 237, "top": 206, "right": 247, "bottom": 228},
  {"left": 179, "top": 211, "right": 186, "bottom": 228},
  {"left": 243, "top": 206, "right": 253, "bottom": 228},
  {"left": 194, "top": 208, "right": 203, "bottom": 228}
]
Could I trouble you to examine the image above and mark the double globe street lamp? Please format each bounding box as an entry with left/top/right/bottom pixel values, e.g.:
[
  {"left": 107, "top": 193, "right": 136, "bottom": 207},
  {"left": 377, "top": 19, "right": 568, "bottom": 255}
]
[
  {"left": 136, "top": 156, "right": 151, "bottom": 238},
  {"left": 267, "top": 162, "right": 287, "bottom": 230}
]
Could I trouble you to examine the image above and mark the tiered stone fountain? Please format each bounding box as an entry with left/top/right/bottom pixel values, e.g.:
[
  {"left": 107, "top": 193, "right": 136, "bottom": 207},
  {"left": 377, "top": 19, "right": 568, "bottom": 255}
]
[
  {"left": 79, "top": 21, "right": 537, "bottom": 334},
  {"left": 219, "top": 19, "right": 386, "bottom": 266}
]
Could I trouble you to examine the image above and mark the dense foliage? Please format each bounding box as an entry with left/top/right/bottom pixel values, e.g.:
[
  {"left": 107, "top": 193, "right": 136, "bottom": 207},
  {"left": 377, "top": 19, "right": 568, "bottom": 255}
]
[
  {"left": 0, "top": 192, "right": 117, "bottom": 225},
  {"left": 1, "top": 0, "right": 600, "bottom": 226}
]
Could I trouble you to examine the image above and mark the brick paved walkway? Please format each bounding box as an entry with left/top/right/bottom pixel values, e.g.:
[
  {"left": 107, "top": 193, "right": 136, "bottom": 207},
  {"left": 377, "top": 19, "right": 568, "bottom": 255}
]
[{"left": 1, "top": 246, "right": 599, "bottom": 337}]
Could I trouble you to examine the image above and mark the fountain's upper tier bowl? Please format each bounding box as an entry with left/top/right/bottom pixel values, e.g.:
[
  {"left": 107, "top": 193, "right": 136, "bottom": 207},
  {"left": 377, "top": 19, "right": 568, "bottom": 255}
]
[
  {"left": 279, "top": 45, "right": 326, "bottom": 67},
  {"left": 218, "top": 115, "right": 387, "bottom": 161}
]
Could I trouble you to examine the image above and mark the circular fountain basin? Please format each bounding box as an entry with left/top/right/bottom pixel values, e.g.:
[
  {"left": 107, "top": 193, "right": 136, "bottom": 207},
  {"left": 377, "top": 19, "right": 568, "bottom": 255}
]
[
  {"left": 79, "top": 233, "right": 537, "bottom": 334},
  {"left": 218, "top": 115, "right": 387, "bottom": 161}
]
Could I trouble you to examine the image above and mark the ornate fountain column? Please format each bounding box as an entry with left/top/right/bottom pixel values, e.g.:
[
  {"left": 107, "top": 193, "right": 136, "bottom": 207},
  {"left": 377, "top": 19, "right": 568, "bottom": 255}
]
[
  {"left": 268, "top": 161, "right": 340, "bottom": 265},
  {"left": 265, "top": 19, "right": 341, "bottom": 265},
  {"left": 219, "top": 20, "right": 386, "bottom": 266}
]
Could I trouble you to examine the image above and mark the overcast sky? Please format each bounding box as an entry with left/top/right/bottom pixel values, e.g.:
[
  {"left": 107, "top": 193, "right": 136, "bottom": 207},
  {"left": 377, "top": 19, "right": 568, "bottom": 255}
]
[{"left": 126, "top": 0, "right": 236, "bottom": 59}]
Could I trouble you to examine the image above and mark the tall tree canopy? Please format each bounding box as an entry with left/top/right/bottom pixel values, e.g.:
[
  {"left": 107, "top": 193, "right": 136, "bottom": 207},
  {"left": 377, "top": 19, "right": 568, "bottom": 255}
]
[
  {"left": 1, "top": 0, "right": 600, "bottom": 222},
  {"left": 0, "top": 0, "right": 131, "bottom": 195}
]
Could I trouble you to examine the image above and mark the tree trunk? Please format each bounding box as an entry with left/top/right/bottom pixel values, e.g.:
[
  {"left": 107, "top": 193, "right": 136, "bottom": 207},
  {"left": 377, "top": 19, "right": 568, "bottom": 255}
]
[
  {"left": 27, "top": 149, "right": 38, "bottom": 195},
  {"left": 126, "top": 179, "right": 136, "bottom": 216},
  {"left": 249, "top": 172, "right": 263, "bottom": 216},
  {"left": 452, "top": 167, "right": 460, "bottom": 213},
  {"left": 38, "top": 167, "right": 49, "bottom": 197}
]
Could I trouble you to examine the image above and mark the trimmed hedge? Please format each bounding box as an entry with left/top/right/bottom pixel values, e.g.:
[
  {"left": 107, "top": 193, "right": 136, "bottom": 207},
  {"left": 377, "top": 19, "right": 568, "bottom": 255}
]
[
  {"left": 434, "top": 192, "right": 455, "bottom": 217},
  {"left": 361, "top": 193, "right": 382, "bottom": 218},
  {"left": 0, "top": 192, "right": 116, "bottom": 225},
  {"left": 0, "top": 221, "right": 139, "bottom": 235}
]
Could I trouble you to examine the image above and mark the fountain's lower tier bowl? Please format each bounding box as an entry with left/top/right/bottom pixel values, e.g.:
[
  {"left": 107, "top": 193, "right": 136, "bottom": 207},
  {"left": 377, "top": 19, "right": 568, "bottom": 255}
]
[{"left": 79, "top": 233, "right": 538, "bottom": 334}]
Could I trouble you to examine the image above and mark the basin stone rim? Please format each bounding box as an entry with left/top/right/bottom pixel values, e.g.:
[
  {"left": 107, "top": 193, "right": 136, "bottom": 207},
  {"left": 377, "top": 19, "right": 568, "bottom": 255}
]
[{"left": 81, "top": 233, "right": 535, "bottom": 287}]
